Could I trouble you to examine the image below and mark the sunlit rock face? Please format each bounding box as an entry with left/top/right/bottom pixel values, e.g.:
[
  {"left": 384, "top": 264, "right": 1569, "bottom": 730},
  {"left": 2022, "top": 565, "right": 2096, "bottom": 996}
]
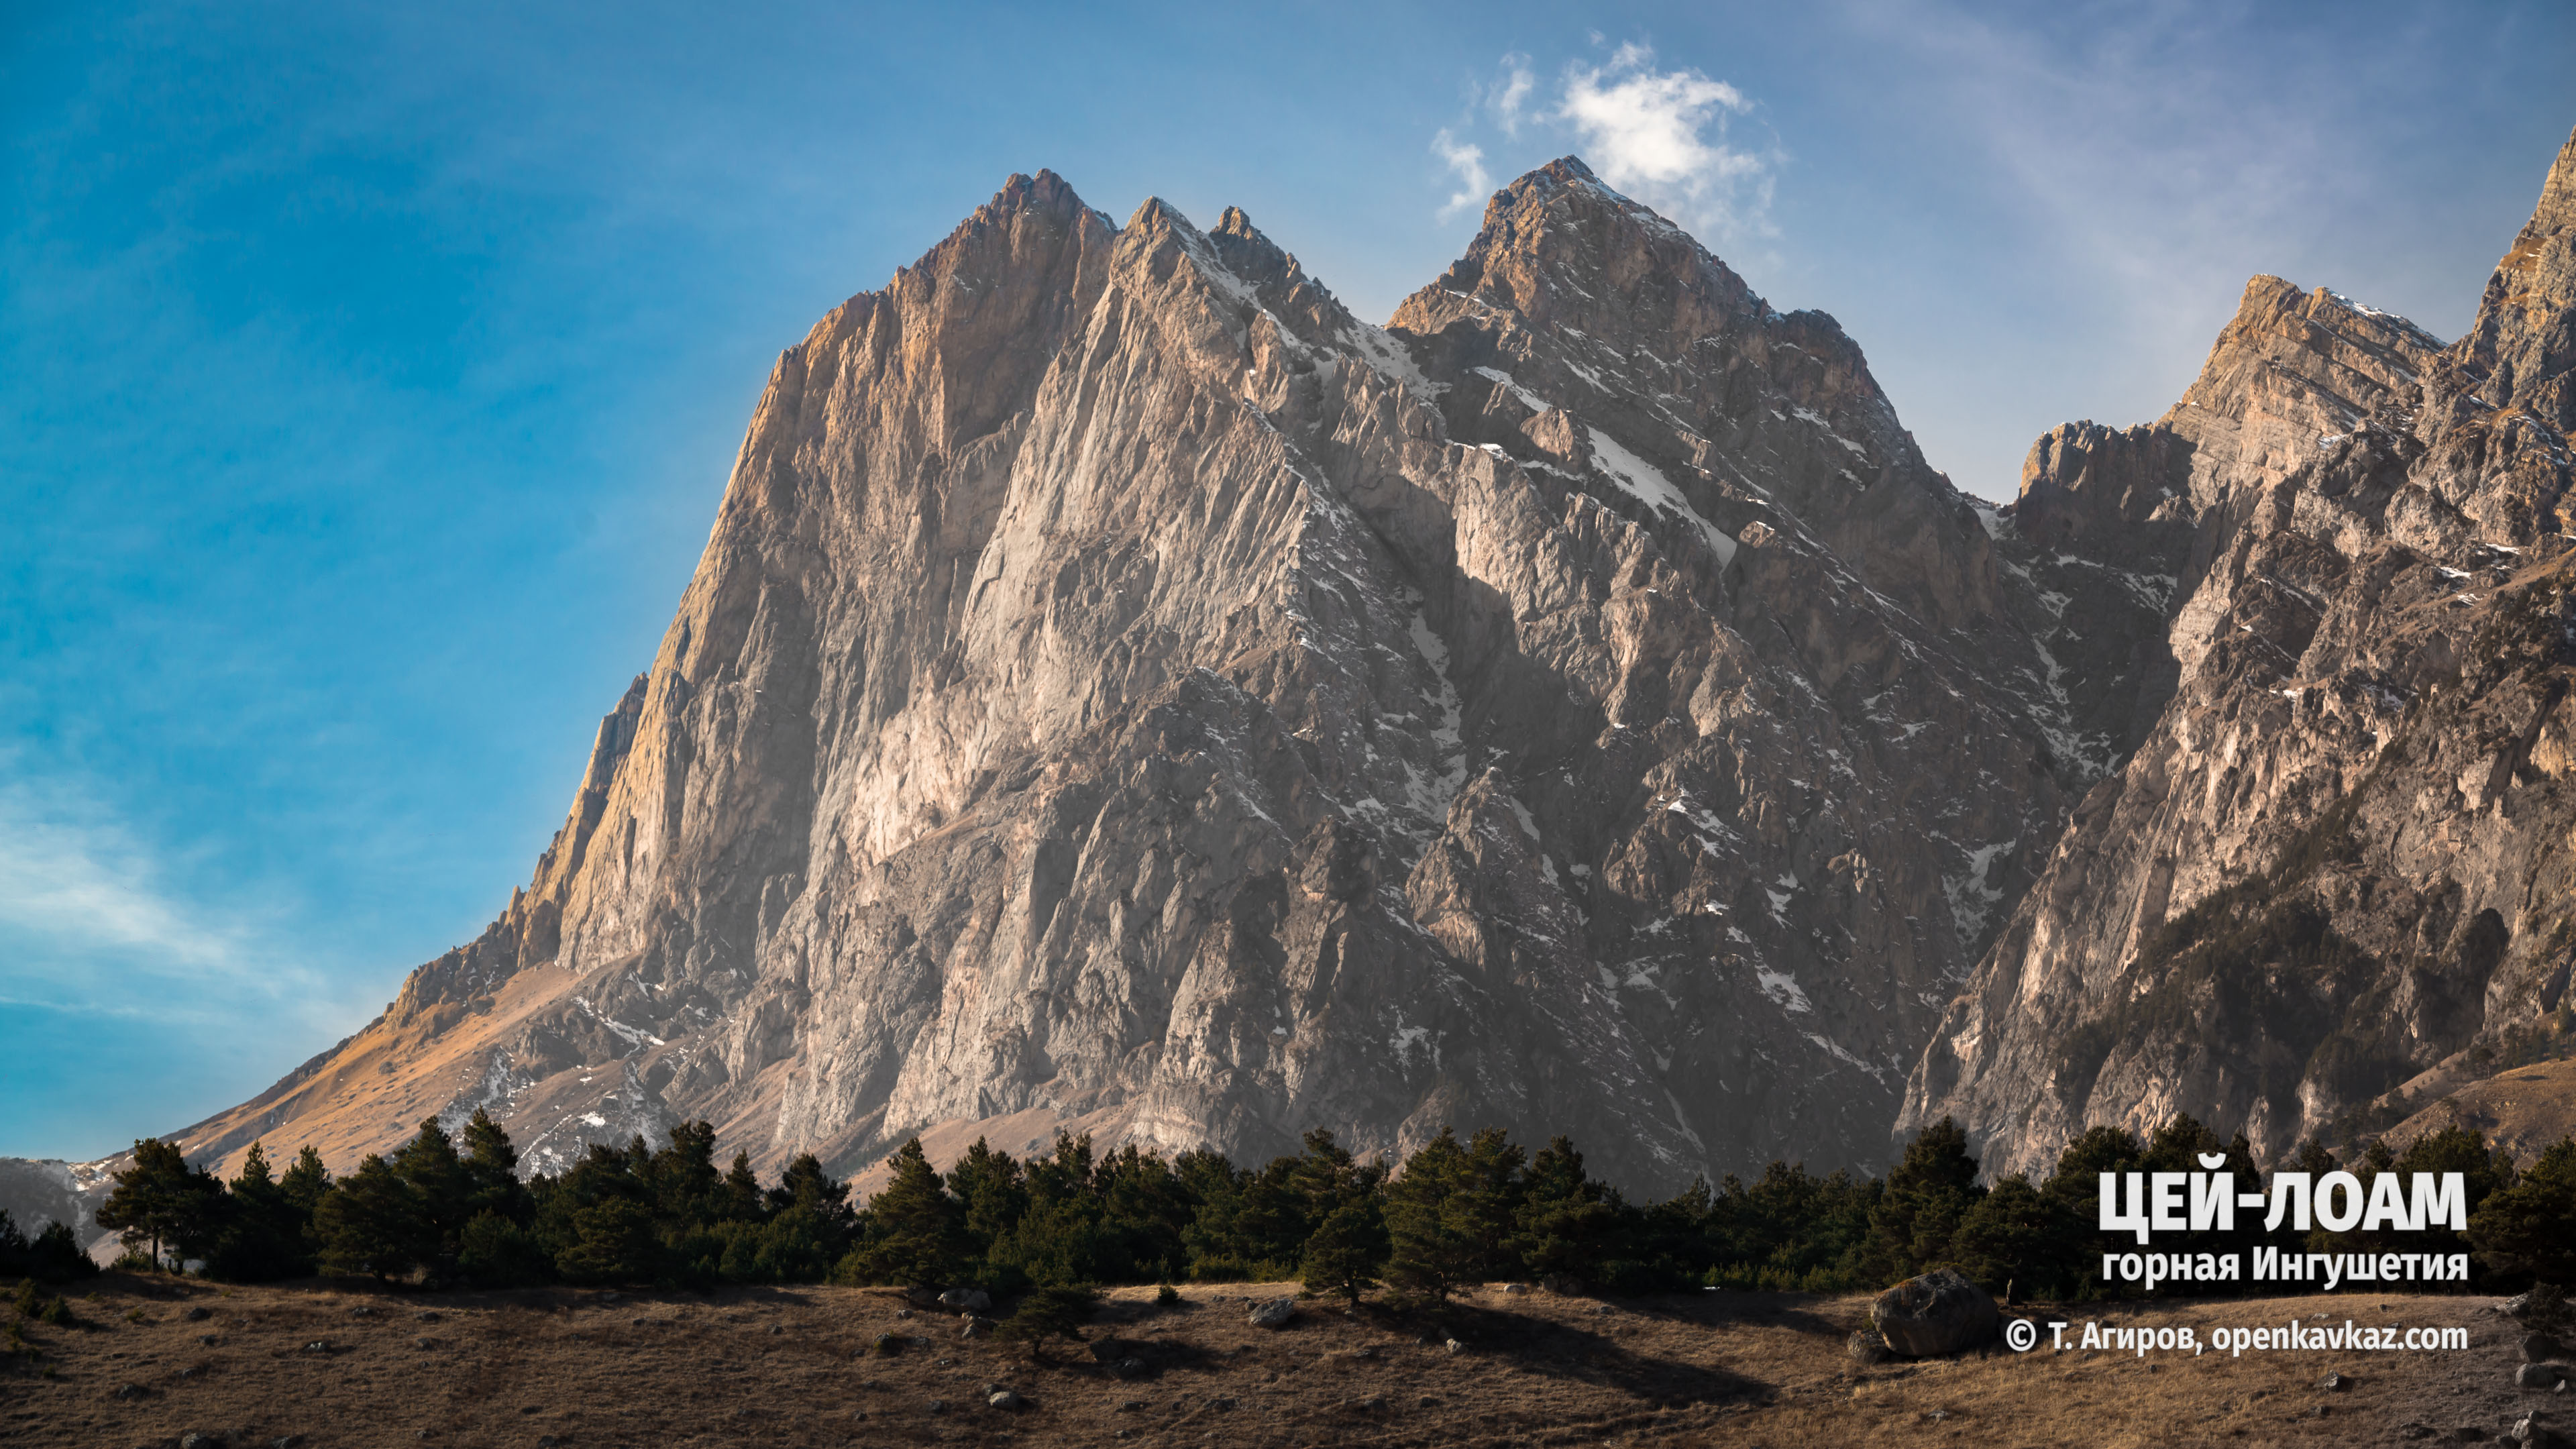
[{"left": 159, "top": 158, "right": 2115, "bottom": 1194}]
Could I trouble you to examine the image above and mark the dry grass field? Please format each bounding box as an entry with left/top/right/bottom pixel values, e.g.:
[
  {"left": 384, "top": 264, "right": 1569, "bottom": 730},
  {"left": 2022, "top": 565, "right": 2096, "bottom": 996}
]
[{"left": 0, "top": 1274, "right": 2553, "bottom": 1448}]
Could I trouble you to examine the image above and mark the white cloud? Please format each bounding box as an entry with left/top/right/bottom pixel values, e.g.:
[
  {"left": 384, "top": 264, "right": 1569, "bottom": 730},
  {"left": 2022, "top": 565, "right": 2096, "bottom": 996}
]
[
  {"left": 1426, "top": 44, "right": 1780, "bottom": 254},
  {"left": 1432, "top": 128, "right": 1490, "bottom": 221},
  {"left": 1556, "top": 44, "right": 1775, "bottom": 248}
]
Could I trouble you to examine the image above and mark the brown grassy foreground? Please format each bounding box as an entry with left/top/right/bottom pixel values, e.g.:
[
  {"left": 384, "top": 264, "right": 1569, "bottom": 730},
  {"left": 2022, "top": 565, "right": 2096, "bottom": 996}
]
[{"left": 0, "top": 1275, "right": 2546, "bottom": 1447}]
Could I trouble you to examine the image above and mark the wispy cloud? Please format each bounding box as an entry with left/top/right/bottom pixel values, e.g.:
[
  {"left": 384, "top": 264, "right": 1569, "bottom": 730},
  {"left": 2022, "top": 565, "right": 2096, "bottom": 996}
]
[
  {"left": 1484, "top": 53, "right": 1534, "bottom": 137},
  {"left": 1432, "top": 128, "right": 1490, "bottom": 221},
  {"left": 0, "top": 773, "right": 355, "bottom": 1035},
  {"left": 1427, "top": 42, "right": 1782, "bottom": 254}
]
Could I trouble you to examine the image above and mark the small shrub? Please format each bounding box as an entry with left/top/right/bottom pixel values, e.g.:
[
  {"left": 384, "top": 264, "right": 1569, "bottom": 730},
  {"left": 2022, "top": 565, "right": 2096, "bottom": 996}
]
[
  {"left": 1155, "top": 1283, "right": 1179, "bottom": 1307},
  {"left": 995, "top": 1285, "right": 1099, "bottom": 1355},
  {"left": 10, "top": 1280, "right": 73, "bottom": 1327}
]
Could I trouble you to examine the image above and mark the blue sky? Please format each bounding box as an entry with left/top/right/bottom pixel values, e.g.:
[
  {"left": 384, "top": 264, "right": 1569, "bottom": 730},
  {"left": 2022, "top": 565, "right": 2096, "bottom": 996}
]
[{"left": 3, "top": 0, "right": 2569, "bottom": 1159}]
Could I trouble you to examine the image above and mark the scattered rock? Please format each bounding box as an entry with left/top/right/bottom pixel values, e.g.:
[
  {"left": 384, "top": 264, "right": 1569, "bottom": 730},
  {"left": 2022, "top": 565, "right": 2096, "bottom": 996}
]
[
  {"left": 932, "top": 1356, "right": 955, "bottom": 1367},
  {"left": 414, "top": 1336, "right": 435, "bottom": 1349},
  {"left": 959, "top": 1316, "right": 995, "bottom": 1339},
  {"left": 895, "top": 1307, "right": 914, "bottom": 1320},
  {"left": 177, "top": 1364, "right": 205, "bottom": 1380},
  {"left": 1924, "top": 1409, "right": 1950, "bottom": 1423},
  {"left": 1112, "top": 1356, "right": 1148, "bottom": 1379},
  {"left": 183, "top": 1307, "right": 211, "bottom": 1322},
  {"left": 270, "top": 1438, "right": 304, "bottom": 1448},
  {"left": 113, "top": 1383, "right": 147, "bottom": 1401},
  {"left": 2321, "top": 1372, "right": 2347, "bottom": 1391},
  {"left": 1418, "top": 1395, "right": 1441, "bottom": 1407},
  {"left": 988, "top": 1389, "right": 1023, "bottom": 1410},
  {"left": 2522, "top": 1362, "right": 2570, "bottom": 1391},
  {"left": 301, "top": 1341, "right": 329, "bottom": 1354},
  {"left": 1211, "top": 1397, "right": 1238, "bottom": 1411},
  {"left": 1499, "top": 1283, "right": 1531, "bottom": 1295},
  {"left": 199, "top": 1334, "right": 219, "bottom": 1346},
  {"left": 1246, "top": 1296, "right": 1297, "bottom": 1329},
  {"left": 1847, "top": 1329, "right": 1891, "bottom": 1365},
  {"left": 348, "top": 1305, "right": 376, "bottom": 1318},
  {"left": 1870, "top": 1269, "right": 2000, "bottom": 1358},
  {"left": 1539, "top": 1274, "right": 1585, "bottom": 1296},
  {"left": 766, "top": 1324, "right": 783, "bottom": 1336},
  {"left": 2531, "top": 1334, "right": 2567, "bottom": 1363},
  {"left": 941, "top": 1288, "right": 994, "bottom": 1313},
  {"left": 1443, "top": 1338, "right": 1464, "bottom": 1355},
  {"left": 926, "top": 1399, "right": 947, "bottom": 1414},
  {"left": 871, "top": 1333, "right": 905, "bottom": 1357},
  {"left": 180, "top": 1435, "right": 221, "bottom": 1449}
]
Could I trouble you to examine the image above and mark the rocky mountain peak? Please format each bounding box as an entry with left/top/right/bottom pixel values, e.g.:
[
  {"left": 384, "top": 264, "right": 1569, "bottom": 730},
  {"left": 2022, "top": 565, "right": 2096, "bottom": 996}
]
[
  {"left": 1904, "top": 129, "right": 2576, "bottom": 1177},
  {"left": 123, "top": 158, "right": 2130, "bottom": 1200},
  {"left": 2455, "top": 125, "right": 2576, "bottom": 434}
]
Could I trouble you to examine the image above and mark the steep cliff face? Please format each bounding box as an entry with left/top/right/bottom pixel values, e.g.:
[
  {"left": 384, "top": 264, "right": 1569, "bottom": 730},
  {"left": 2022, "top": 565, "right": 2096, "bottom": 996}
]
[
  {"left": 1904, "top": 127, "right": 2576, "bottom": 1175},
  {"left": 164, "top": 159, "right": 2094, "bottom": 1193}
]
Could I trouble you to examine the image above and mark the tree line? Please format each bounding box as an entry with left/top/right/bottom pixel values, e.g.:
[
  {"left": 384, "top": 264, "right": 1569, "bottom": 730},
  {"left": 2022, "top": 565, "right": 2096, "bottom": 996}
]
[{"left": 63, "top": 1110, "right": 2576, "bottom": 1303}]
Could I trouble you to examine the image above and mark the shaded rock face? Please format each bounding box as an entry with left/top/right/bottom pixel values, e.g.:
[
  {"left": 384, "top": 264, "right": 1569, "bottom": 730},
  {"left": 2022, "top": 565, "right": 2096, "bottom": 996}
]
[
  {"left": 161, "top": 158, "right": 2098, "bottom": 1194},
  {"left": 1905, "top": 127, "right": 2576, "bottom": 1175}
]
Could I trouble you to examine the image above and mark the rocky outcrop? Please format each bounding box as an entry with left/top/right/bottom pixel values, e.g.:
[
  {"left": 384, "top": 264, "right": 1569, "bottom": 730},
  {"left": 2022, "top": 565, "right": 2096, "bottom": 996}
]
[
  {"left": 157, "top": 158, "right": 2099, "bottom": 1194},
  {"left": 1869, "top": 1267, "right": 1998, "bottom": 1357},
  {"left": 1904, "top": 127, "right": 2576, "bottom": 1175}
]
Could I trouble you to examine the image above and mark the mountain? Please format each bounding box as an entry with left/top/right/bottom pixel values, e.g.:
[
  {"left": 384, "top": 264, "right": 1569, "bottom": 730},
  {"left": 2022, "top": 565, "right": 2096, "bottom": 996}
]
[
  {"left": 119, "top": 158, "right": 2102, "bottom": 1197},
  {"left": 1902, "top": 127, "right": 2576, "bottom": 1175}
]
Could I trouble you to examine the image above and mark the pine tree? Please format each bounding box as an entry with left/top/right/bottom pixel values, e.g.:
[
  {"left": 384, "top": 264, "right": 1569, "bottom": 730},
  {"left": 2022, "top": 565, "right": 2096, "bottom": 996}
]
[
  {"left": 947, "top": 1138, "right": 1030, "bottom": 1269},
  {"left": 2469, "top": 1136, "right": 2576, "bottom": 1282},
  {"left": 849, "top": 1139, "right": 969, "bottom": 1287},
  {"left": 314, "top": 1153, "right": 426, "bottom": 1281},
  {"left": 1300, "top": 1199, "right": 1387, "bottom": 1305},
  {"left": 553, "top": 1197, "right": 663, "bottom": 1285},
  {"left": 459, "top": 1110, "right": 531, "bottom": 1224},
  {"left": 1513, "top": 1136, "right": 1619, "bottom": 1290},
  {"left": 390, "top": 1120, "right": 472, "bottom": 1282},
  {"left": 1382, "top": 1127, "right": 1523, "bottom": 1301},
  {"left": 205, "top": 1142, "right": 311, "bottom": 1281},
  {"left": 95, "top": 1138, "right": 223, "bottom": 1272},
  {"left": 722, "top": 1150, "right": 766, "bottom": 1223},
  {"left": 1858, "top": 1117, "right": 1984, "bottom": 1286}
]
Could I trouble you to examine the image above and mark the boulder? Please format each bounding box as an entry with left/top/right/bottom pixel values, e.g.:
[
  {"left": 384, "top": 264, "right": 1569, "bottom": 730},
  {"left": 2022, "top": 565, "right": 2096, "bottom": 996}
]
[
  {"left": 2508, "top": 1286, "right": 2570, "bottom": 1327},
  {"left": 1246, "top": 1296, "right": 1297, "bottom": 1329},
  {"left": 1847, "top": 1329, "right": 1892, "bottom": 1365},
  {"left": 987, "top": 1389, "right": 1023, "bottom": 1410},
  {"left": 941, "top": 1288, "right": 993, "bottom": 1313},
  {"left": 1869, "top": 1269, "right": 1999, "bottom": 1358},
  {"left": 2530, "top": 1334, "right": 2565, "bottom": 1364},
  {"left": 2523, "top": 1363, "right": 2571, "bottom": 1391}
]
